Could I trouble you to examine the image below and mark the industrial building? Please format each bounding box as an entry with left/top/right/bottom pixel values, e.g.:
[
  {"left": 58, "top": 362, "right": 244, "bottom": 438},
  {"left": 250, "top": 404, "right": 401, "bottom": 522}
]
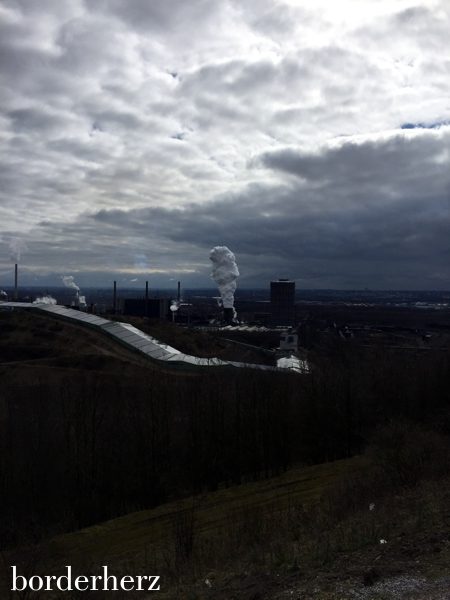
[
  {"left": 270, "top": 279, "right": 295, "bottom": 326},
  {"left": 122, "top": 298, "right": 169, "bottom": 319}
]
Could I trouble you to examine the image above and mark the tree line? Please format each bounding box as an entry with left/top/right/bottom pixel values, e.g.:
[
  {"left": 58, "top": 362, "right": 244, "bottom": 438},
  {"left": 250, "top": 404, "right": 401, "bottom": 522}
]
[{"left": 1, "top": 340, "right": 449, "bottom": 548}]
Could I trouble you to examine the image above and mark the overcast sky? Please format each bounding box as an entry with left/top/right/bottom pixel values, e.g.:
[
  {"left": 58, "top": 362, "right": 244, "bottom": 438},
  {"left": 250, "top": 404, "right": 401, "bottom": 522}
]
[{"left": 1, "top": 0, "right": 450, "bottom": 290}]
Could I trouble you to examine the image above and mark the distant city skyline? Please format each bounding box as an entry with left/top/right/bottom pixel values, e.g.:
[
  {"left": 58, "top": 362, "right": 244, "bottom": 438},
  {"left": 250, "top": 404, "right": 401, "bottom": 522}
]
[{"left": 1, "top": 1, "right": 450, "bottom": 289}]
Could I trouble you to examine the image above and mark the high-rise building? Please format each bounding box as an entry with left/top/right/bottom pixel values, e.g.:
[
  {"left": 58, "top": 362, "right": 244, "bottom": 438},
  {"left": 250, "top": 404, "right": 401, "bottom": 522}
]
[{"left": 270, "top": 279, "right": 295, "bottom": 326}]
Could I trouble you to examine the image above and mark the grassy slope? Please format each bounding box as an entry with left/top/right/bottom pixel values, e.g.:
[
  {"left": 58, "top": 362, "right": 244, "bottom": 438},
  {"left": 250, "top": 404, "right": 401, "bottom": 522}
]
[
  {"left": 0, "top": 310, "right": 153, "bottom": 369},
  {"left": 0, "top": 458, "right": 363, "bottom": 597},
  {"left": 3, "top": 458, "right": 450, "bottom": 599},
  {"left": 47, "top": 458, "right": 361, "bottom": 567}
]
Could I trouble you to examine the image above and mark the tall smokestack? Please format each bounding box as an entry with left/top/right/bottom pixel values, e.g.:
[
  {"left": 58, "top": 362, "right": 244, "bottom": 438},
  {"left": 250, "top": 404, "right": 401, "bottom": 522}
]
[
  {"left": 145, "top": 281, "right": 149, "bottom": 317},
  {"left": 14, "top": 263, "right": 18, "bottom": 301},
  {"left": 113, "top": 280, "right": 117, "bottom": 314},
  {"left": 177, "top": 281, "right": 181, "bottom": 303}
]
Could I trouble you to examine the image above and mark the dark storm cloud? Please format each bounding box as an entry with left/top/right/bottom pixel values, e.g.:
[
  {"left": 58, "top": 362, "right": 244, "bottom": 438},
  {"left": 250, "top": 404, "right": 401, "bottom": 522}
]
[
  {"left": 259, "top": 130, "right": 450, "bottom": 185},
  {"left": 21, "top": 127, "right": 450, "bottom": 288},
  {"left": 1, "top": 0, "right": 450, "bottom": 288}
]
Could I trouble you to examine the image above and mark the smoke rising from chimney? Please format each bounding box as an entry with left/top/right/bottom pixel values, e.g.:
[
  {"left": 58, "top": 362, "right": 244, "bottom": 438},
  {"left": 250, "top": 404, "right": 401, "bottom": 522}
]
[
  {"left": 62, "top": 275, "right": 86, "bottom": 308},
  {"left": 209, "top": 246, "right": 239, "bottom": 317},
  {"left": 170, "top": 281, "right": 182, "bottom": 312},
  {"left": 62, "top": 275, "right": 80, "bottom": 291},
  {"left": 77, "top": 294, "right": 86, "bottom": 308}
]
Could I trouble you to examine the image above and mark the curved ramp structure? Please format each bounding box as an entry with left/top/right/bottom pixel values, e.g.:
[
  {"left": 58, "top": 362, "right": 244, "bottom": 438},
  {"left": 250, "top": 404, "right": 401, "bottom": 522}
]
[{"left": 0, "top": 302, "right": 300, "bottom": 373}]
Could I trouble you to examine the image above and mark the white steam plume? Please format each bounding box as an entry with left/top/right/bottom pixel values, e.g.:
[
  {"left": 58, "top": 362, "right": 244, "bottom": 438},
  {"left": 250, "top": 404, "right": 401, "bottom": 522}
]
[
  {"left": 209, "top": 246, "right": 239, "bottom": 314},
  {"left": 9, "top": 237, "right": 27, "bottom": 262},
  {"left": 62, "top": 275, "right": 86, "bottom": 308},
  {"left": 61, "top": 275, "right": 80, "bottom": 291},
  {"left": 77, "top": 294, "right": 86, "bottom": 308},
  {"left": 33, "top": 295, "right": 57, "bottom": 305}
]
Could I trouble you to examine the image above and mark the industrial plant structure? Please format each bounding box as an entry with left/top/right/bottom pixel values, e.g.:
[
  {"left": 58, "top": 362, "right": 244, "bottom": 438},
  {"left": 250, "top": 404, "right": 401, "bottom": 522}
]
[
  {"left": 14, "top": 263, "right": 18, "bottom": 301},
  {"left": 270, "top": 279, "right": 295, "bottom": 326},
  {"left": 123, "top": 298, "right": 169, "bottom": 319}
]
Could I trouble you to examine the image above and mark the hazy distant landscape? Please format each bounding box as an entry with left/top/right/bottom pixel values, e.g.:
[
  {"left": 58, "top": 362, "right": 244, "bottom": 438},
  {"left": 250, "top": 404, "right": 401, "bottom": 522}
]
[{"left": 3, "top": 286, "right": 450, "bottom": 306}]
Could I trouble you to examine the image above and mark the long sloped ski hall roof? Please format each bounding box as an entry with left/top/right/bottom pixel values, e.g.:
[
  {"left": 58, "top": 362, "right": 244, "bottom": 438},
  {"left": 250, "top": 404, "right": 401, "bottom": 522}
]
[{"left": 0, "top": 302, "right": 304, "bottom": 373}]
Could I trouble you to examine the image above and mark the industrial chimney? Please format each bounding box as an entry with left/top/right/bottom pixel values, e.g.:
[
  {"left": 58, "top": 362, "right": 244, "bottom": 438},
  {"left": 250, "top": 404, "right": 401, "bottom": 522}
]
[
  {"left": 113, "top": 280, "right": 117, "bottom": 314},
  {"left": 14, "top": 263, "right": 18, "bottom": 301}
]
